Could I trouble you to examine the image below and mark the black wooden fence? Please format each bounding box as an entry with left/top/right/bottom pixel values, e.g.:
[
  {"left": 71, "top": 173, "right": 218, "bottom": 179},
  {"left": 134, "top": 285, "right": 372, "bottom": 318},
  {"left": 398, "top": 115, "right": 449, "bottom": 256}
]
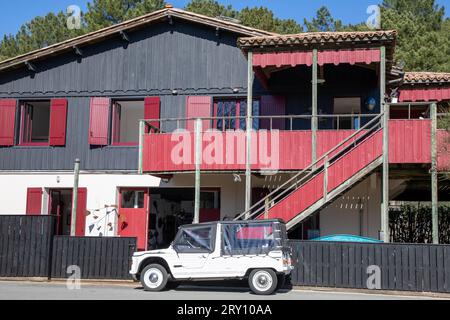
[
  {"left": 290, "top": 240, "right": 450, "bottom": 293},
  {"left": 0, "top": 215, "right": 55, "bottom": 278},
  {"left": 0, "top": 215, "right": 136, "bottom": 280},
  {"left": 51, "top": 236, "right": 136, "bottom": 279}
]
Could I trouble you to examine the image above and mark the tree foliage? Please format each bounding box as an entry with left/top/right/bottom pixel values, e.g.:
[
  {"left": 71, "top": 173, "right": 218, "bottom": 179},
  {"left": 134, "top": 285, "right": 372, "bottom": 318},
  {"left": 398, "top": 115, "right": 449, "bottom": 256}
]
[
  {"left": 381, "top": 0, "right": 449, "bottom": 72},
  {"left": 84, "top": 0, "right": 166, "bottom": 31},
  {"left": 303, "top": 6, "right": 343, "bottom": 32}
]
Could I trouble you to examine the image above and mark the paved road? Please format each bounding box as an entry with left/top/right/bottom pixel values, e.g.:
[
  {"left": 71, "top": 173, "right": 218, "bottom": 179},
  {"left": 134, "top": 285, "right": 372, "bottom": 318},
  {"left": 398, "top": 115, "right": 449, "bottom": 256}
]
[{"left": 0, "top": 281, "right": 441, "bottom": 300}]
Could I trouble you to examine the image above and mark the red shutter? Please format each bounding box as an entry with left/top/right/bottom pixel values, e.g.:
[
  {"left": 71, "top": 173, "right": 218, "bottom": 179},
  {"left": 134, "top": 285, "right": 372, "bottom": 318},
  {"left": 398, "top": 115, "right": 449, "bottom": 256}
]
[
  {"left": 49, "top": 99, "right": 68, "bottom": 146},
  {"left": 144, "top": 97, "right": 161, "bottom": 131},
  {"left": 0, "top": 99, "right": 17, "bottom": 146},
  {"left": 89, "top": 97, "right": 110, "bottom": 145},
  {"left": 186, "top": 96, "right": 211, "bottom": 131},
  {"left": 75, "top": 188, "right": 87, "bottom": 236},
  {"left": 260, "top": 96, "right": 286, "bottom": 130},
  {"left": 26, "top": 188, "right": 42, "bottom": 215}
]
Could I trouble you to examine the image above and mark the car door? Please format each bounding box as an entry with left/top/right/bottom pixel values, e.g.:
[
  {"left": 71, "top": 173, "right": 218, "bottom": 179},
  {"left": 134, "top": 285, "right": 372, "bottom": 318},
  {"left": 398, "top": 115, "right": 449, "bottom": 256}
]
[{"left": 172, "top": 224, "right": 216, "bottom": 277}]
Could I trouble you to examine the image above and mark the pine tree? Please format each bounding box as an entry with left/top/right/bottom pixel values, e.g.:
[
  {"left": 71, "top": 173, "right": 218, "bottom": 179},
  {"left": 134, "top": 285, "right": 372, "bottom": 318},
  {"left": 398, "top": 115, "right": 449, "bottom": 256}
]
[
  {"left": 84, "top": 0, "right": 166, "bottom": 31},
  {"left": 185, "top": 0, "right": 237, "bottom": 19},
  {"left": 303, "top": 6, "right": 343, "bottom": 32}
]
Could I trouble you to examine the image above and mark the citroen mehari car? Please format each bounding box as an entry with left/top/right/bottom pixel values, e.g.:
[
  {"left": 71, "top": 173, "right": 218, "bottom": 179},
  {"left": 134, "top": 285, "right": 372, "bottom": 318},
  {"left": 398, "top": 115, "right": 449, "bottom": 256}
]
[{"left": 129, "top": 219, "right": 293, "bottom": 295}]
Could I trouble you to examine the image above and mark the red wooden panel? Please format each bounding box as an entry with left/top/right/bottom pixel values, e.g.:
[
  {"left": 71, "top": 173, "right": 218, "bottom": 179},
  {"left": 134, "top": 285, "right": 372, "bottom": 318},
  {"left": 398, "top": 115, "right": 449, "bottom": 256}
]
[
  {"left": 399, "top": 87, "right": 450, "bottom": 102},
  {"left": 143, "top": 131, "right": 315, "bottom": 172},
  {"left": 76, "top": 188, "right": 87, "bottom": 236},
  {"left": 267, "top": 173, "right": 324, "bottom": 223},
  {"left": 199, "top": 209, "right": 220, "bottom": 223},
  {"left": 260, "top": 96, "right": 286, "bottom": 130},
  {"left": 437, "top": 130, "right": 450, "bottom": 171},
  {"left": 49, "top": 99, "right": 68, "bottom": 146},
  {"left": 265, "top": 130, "right": 382, "bottom": 223},
  {"left": 327, "top": 130, "right": 382, "bottom": 192},
  {"left": 144, "top": 97, "right": 160, "bottom": 130},
  {"left": 253, "top": 51, "right": 313, "bottom": 68},
  {"left": 318, "top": 49, "right": 380, "bottom": 66},
  {"left": 186, "top": 96, "right": 211, "bottom": 131},
  {"left": 89, "top": 97, "right": 110, "bottom": 145},
  {"left": 0, "top": 99, "right": 17, "bottom": 146},
  {"left": 389, "top": 120, "right": 431, "bottom": 164},
  {"left": 26, "top": 188, "right": 42, "bottom": 215},
  {"left": 253, "top": 49, "right": 380, "bottom": 68},
  {"left": 118, "top": 188, "right": 149, "bottom": 250}
]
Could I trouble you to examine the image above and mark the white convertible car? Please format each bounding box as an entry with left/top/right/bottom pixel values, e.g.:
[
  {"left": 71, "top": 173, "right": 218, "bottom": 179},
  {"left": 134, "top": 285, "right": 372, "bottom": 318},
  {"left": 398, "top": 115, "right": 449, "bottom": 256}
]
[{"left": 130, "top": 219, "right": 293, "bottom": 295}]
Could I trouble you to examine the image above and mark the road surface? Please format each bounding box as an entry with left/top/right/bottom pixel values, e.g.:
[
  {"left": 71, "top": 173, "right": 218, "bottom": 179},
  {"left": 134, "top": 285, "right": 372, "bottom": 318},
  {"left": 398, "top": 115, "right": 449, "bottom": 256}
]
[{"left": 0, "top": 281, "right": 442, "bottom": 300}]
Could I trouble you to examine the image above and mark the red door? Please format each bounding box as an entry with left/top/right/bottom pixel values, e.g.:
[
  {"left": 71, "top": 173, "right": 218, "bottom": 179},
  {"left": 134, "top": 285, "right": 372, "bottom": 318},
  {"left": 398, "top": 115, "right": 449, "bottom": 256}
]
[{"left": 118, "top": 188, "right": 149, "bottom": 251}]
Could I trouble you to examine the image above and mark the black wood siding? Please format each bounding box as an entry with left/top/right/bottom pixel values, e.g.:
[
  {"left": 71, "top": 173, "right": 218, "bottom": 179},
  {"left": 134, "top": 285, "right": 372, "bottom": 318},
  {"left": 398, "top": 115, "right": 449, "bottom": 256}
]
[
  {"left": 290, "top": 241, "right": 450, "bottom": 293},
  {"left": 0, "top": 20, "right": 261, "bottom": 171}
]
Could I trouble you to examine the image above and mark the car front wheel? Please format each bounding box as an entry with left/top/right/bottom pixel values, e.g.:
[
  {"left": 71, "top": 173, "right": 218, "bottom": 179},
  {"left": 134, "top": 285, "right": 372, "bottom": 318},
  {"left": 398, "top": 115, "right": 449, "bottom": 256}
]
[
  {"left": 141, "top": 264, "right": 169, "bottom": 292},
  {"left": 248, "top": 269, "right": 278, "bottom": 295}
]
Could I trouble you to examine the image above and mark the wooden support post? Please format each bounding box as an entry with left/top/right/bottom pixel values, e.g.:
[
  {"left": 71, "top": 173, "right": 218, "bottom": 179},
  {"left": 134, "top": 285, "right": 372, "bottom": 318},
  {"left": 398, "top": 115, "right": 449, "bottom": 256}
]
[
  {"left": 264, "top": 197, "right": 270, "bottom": 220},
  {"left": 245, "top": 51, "right": 254, "bottom": 216},
  {"left": 138, "top": 120, "right": 145, "bottom": 174},
  {"left": 70, "top": 158, "right": 80, "bottom": 236},
  {"left": 431, "top": 102, "right": 439, "bottom": 244},
  {"left": 194, "top": 119, "right": 202, "bottom": 224},
  {"left": 312, "top": 49, "right": 318, "bottom": 166},
  {"left": 323, "top": 157, "right": 329, "bottom": 201},
  {"left": 379, "top": 46, "right": 390, "bottom": 243}
]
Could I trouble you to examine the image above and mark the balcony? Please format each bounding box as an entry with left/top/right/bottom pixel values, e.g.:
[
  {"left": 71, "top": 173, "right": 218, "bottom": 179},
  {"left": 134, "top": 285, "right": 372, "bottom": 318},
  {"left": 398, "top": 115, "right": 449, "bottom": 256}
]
[{"left": 139, "top": 110, "right": 449, "bottom": 174}]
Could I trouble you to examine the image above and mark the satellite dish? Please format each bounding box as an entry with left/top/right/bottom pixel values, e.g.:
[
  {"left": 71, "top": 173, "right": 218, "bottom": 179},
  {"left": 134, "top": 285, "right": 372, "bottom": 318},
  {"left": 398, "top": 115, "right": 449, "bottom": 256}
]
[{"left": 233, "top": 174, "right": 242, "bottom": 183}]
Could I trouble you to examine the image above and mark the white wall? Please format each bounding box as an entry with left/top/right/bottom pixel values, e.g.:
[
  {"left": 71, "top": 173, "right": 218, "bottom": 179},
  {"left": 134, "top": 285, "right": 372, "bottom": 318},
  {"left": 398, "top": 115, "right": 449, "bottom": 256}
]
[{"left": 0, "top": 171, "right": 392, "bottom": 239}]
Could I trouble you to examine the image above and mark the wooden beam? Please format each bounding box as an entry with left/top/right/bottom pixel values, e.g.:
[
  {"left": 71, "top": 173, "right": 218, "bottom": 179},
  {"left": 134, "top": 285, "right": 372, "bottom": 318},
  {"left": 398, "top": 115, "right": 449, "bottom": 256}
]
[
  {"left": 70, "top": 158, "right": 80, "bottom": 236},
  {"left": 194, "top": 119, "right": 202, "bottom": 224},
  {"left": 24, "top": 61, "right": 36, "bottom": 72},
  {"left": 380, "top": 46, "right": 390, "bottom": 243},
  {"left": 119, "top": 30, "right": 130, "bottom": 42},
  {"left": 311, "top": 49, "right": 318, "bottom": 166},
  {"left": 431, "top": 102, "right": 439, "bottom": 244},
  {"left": 245, "top": 51, "right": 254, "bottom": 216},
  {"left": 73, "top": 45, "right": 83, "bottom": 56}
]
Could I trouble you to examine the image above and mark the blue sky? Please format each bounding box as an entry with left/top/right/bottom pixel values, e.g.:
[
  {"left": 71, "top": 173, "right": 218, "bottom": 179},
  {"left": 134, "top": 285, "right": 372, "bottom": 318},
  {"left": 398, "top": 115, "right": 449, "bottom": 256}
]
[{"left": 1, "top": 0, "right": 449, "bottom": 38}]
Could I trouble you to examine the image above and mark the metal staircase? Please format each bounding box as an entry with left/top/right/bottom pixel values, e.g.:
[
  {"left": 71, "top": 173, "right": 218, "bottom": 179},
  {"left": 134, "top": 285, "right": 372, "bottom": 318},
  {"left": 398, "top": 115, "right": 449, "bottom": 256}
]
[{"left": 234, "top": 113, "right": 385, "bottom": 230}]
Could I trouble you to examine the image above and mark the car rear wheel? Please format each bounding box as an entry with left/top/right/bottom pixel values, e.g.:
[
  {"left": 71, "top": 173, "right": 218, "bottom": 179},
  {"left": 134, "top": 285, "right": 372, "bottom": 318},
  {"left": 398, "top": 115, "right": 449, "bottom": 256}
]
[
  {"left": 248, "top": 269, "right": 278, "bottom": 295},
  {"left": 141, "top": 264, "right": 168, "bottom": 292}
]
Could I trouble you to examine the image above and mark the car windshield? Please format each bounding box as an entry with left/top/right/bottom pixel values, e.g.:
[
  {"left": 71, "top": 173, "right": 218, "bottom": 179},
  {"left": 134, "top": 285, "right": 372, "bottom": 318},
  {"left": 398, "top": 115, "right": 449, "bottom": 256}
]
[{"left": 174, "top": 225, "right": 215, "bottom": 253}]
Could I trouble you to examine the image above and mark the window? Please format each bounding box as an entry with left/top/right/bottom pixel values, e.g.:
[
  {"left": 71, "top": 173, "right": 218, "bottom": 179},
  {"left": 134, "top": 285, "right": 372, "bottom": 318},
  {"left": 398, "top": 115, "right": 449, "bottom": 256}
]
[
  {"left": 173, "top": 225, "right": 215, "bottom": 253},
  {"left": 121, "top": 190, "right": 145, "bottom": 209},
  {"left": 111, "top": 100, "right": 144, "bottom": 145},
  {"left": 20, "top": 100, "right": 51, "bottom": 144},
  {"left": 222, "top": 222, "right": 280, "bottom": 255},
  {"left": 333, "top": 97, "right": 361, "bottom": 130},
  {"left": 214, "top": 99, "right": 260, "bottom": 131},
  {"left": 200, "top": 190, "right": 220, "bottom": 209}
]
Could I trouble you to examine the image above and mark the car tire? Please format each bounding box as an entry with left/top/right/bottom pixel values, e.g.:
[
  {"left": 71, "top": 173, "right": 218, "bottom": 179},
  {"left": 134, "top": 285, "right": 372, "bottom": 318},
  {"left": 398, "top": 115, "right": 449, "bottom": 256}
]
[
  {"left": 166, "top": 281, "right": 180, "bottom": 290},
  {"left": 276, "top": 274, "right": 286, "bottom": 290},
  {"left": 248, "top": 269, "right": 278, "bottom": 295},
  {"left": 141, "top": 264, "right": 169, "bottom": 292}
]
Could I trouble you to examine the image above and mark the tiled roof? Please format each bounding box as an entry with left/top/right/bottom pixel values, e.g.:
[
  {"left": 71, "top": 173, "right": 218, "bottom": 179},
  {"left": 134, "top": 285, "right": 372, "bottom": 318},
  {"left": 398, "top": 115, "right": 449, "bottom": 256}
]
[
  {"left": 403, "top": 72, "right": 450, "bottom": 84},
  {"left": 238, "top": 30, "right": 397, "bottom": 49},
  {"left": 0, "top": 7, "right": 276, "bottom": 73}
]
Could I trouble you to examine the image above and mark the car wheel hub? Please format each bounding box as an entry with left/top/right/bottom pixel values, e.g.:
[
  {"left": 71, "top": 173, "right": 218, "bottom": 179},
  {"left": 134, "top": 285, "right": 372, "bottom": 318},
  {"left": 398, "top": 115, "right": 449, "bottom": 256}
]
[
  {"left": 252, "top": 271, "right": 273, "bottom": 292},
  {"left": 144, "top": 268, "right": 163, "bottom": 288}
]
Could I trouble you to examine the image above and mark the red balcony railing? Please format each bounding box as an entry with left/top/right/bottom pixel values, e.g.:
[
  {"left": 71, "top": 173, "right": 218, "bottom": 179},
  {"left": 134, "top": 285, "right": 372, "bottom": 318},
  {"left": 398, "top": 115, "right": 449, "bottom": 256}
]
[{"left": 139, "top": 112, "right": 449, "bottom": 173}]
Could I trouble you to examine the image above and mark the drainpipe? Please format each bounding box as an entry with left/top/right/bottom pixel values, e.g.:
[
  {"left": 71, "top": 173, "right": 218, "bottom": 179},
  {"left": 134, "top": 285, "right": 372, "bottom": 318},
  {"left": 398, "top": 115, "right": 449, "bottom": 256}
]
[{"left": 70, "top": 158, "right": 80, "bottom": 236}]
